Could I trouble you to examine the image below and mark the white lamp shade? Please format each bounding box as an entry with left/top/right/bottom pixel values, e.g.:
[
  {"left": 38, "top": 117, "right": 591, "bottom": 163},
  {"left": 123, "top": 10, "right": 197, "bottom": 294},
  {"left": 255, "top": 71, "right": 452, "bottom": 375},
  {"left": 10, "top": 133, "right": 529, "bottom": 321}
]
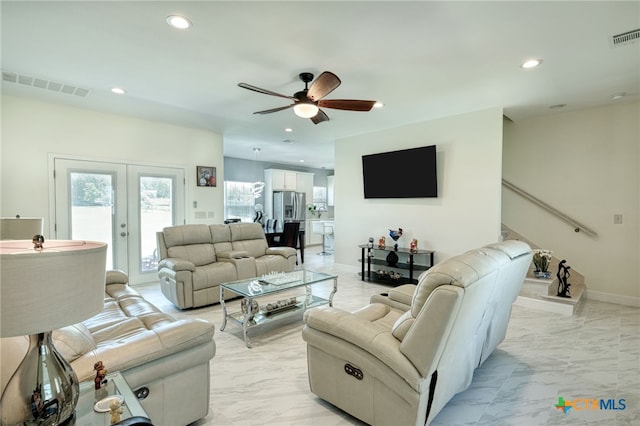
[
  {"left": 293, "top": 103, "right": 319, "bottom": 118},
  {"left": 0, "top": 240, "right": 107, "bottom": 337},
  {"left": 0, "top": 217, "right": 44, "bottom": 240}
]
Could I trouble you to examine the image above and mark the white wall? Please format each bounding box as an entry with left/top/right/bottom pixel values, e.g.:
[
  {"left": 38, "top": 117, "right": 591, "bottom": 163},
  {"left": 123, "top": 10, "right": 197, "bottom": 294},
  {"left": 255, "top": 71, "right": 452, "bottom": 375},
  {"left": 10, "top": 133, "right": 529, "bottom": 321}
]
[
  {"left": 334, "top": 107, "right": 504, "bottom": 267},
  {"left": 503, "top": 102, "right": 639, "bottom": 301},
  {"left": 1, "top": 95, "right": 225, "bottom": 232}
]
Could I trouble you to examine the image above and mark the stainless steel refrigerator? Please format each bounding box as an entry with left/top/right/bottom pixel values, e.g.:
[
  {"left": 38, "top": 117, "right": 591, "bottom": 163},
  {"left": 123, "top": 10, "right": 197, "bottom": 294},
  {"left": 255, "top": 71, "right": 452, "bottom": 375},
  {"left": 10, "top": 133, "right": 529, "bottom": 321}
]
[{"left": 273, "top": 191, "right": 305, "bottom": 232}]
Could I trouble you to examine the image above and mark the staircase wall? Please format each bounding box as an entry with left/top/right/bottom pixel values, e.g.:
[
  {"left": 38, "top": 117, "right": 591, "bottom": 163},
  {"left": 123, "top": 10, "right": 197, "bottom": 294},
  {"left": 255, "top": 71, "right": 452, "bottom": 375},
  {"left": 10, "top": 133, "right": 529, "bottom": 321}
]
[{"left": 502, "top": 102, "right": 639, "bottom": 305}]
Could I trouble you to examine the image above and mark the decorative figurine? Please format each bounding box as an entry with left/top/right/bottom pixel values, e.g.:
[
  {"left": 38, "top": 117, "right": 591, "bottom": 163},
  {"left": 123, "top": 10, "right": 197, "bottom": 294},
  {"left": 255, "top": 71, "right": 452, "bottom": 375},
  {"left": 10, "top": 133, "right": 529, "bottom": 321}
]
[
  {"left": 410, "top": 238, "right": 418, "bottom": 253},
  {"left": 109, "top": 398, "right": 124, "bottom": 425},
  {"left": 378, "top": 236, "right": 386, "bottom": 249},
  {"left": 388, "top": 228, "right": 403, "bottom": 251},
  {"left": 253, "top": 203, "right": 264, "bottom": 225},
  {"left": 556, "top": 259, "right": 571, "bottom": 298},
  {"left": 32, "top": 234, "right": 45, "bottom": 250},
  {"left": 367, "top": 237, "right": 374, "bottom": 257},
  {"left": 94, "top": 361, "right": 108, "bottom": 389}
]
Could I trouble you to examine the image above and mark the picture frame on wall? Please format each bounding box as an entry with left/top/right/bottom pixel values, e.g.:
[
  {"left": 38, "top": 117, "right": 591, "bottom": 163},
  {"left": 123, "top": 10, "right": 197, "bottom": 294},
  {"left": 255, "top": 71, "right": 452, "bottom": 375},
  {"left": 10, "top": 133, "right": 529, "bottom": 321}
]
[{"left": 197, "top": 166, "right": 216, "bottom": 187}]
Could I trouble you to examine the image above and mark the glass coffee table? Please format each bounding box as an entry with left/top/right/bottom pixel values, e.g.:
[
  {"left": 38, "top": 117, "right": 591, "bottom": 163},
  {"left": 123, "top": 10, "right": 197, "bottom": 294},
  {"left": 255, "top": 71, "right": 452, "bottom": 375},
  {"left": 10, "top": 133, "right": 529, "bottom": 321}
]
[
  {"left": 220, "top": 269, "right": 338, "bottom": 348},
  {"left": 75, "top": 372, "right": 150, "bottom": 425}
]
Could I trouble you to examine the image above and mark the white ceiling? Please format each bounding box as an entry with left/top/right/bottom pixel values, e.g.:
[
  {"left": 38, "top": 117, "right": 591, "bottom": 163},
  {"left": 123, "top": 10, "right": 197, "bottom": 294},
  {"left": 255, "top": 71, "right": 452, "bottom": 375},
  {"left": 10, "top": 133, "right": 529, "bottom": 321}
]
[{"left": 2, "top": 1, "right": 639, "bottom": 169}]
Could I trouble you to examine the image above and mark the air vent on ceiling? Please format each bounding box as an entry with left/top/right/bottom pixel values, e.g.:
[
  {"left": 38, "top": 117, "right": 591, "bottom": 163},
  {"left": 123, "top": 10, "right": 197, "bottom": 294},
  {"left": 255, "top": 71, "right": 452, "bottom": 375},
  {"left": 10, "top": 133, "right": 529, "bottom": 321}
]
[
  {"left": 1, "top": 71, "right": 90, "bottom": 97},
  {"left": 611, "top": 29, "right": 640, "bottom": 47}
]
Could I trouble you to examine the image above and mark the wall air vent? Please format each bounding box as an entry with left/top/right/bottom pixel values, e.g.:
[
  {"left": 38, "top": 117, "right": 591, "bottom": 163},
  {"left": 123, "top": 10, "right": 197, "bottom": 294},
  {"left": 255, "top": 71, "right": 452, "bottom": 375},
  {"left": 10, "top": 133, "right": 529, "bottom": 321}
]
[
  {"left": 611, "top": 29, "right": 640, "bottom": 47},
  {"left": 1, "top": 71, "right": 90, "bottom": 97}
]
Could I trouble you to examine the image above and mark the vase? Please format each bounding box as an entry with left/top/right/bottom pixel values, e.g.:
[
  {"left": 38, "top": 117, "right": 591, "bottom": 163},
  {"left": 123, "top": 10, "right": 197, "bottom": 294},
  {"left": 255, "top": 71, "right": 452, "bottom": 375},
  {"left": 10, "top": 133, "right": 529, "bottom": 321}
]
[
  {"left": 386, "top": 251, "right": 399, "bottom": 267},
  {"left": 534, "top": 270, "right": 551, "bottom": 279}
]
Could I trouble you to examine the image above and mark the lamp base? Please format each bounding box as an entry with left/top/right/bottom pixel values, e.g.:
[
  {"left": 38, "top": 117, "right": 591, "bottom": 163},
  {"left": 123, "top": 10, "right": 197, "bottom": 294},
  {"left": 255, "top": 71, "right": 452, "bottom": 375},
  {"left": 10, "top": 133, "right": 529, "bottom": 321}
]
[{"left": 1, "top": 332, "right": 79, "bottom": 426}]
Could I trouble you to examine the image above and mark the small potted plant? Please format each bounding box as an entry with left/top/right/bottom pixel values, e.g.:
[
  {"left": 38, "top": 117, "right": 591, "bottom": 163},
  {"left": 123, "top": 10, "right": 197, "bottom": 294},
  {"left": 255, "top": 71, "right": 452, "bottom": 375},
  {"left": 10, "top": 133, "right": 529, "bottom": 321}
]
[
  {"left": 307, "top": 204, "right": 317, "bottom": 217},
  {"left": 532, "top": 249, "right": 553, "bottom": 278}
]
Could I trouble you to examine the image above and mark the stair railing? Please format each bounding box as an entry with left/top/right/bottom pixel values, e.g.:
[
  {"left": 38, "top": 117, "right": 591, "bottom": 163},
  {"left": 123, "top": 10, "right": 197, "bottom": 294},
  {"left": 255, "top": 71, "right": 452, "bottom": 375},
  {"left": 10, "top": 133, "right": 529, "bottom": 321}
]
[{"left": 502, "top": 179, "right": 598, "bottom": 238}]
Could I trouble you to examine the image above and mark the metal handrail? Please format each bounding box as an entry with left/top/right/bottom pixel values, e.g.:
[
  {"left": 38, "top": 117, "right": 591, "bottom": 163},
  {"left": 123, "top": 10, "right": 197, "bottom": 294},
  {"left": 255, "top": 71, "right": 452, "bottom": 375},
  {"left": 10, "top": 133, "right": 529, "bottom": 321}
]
[{"left": 502, "top": 179, "right": 598, "bottom": 238}]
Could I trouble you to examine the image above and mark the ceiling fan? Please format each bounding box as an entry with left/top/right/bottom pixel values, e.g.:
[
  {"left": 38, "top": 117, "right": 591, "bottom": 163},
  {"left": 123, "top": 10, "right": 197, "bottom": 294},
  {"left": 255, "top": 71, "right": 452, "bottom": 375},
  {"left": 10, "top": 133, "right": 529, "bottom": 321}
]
[{"left": 238, "top": 71, "right": 377, "bottom": 124}]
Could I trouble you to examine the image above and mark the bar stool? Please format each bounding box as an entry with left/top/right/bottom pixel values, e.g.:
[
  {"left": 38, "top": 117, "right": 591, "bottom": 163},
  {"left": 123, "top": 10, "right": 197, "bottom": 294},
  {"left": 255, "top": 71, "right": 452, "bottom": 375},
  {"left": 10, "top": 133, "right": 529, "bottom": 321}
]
[{"left": 318, "top": 222, "right": 334, "bottom": 256}]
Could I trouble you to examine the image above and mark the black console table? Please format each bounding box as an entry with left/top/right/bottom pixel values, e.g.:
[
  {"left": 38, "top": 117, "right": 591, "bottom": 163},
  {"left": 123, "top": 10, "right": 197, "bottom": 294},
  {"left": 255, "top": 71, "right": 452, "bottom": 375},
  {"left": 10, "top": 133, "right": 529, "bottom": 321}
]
[{"left": 359, "top": 244, "right": 434, "bottom": 285}]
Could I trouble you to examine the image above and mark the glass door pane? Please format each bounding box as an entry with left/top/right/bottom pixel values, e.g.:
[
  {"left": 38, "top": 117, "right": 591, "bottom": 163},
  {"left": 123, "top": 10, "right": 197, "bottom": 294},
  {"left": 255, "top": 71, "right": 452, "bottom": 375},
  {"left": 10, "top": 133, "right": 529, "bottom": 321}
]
[
  {"left": 69, "top": 171, "right": 116, "bottom": 268},
  {"left": 54, "top": 159, "right": 127, "bottom": 271},
  {"left": 127, "top": 165, "right": 184, "bottom": 285},
  {"left": 139, "top": 176, "right": 173, "bottom": 273}
]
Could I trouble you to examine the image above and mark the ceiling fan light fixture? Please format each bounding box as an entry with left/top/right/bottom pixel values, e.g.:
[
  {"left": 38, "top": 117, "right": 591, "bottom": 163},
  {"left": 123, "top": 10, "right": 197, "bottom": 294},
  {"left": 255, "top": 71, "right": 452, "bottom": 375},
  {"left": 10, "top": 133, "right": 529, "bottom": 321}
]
[
  {"left": 521, "top": 59, "right": 543, "bottom": 69},
  {"left": 166, "top": 15, "right": 192, "bottom": 30},
  {"left": 293, "top": 102, "right": 319, "bottom": 118}
]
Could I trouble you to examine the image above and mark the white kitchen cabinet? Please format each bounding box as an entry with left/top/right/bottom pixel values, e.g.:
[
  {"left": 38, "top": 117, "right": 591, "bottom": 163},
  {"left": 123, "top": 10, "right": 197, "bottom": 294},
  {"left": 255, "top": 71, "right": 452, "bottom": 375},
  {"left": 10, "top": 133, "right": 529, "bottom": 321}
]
[
  {"left": 266, "top": 169, "right": 298, "bottom": 191},
  {"left": 264, "top": 169, "right": 314, "bottom": 219}
]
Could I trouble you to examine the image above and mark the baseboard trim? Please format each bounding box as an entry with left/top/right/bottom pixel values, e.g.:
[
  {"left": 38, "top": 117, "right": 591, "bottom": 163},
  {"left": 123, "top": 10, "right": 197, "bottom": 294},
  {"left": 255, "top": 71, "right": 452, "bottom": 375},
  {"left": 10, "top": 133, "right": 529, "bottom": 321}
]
[{"left": 585, "top": 290, "right": 640, "bottom": 307}]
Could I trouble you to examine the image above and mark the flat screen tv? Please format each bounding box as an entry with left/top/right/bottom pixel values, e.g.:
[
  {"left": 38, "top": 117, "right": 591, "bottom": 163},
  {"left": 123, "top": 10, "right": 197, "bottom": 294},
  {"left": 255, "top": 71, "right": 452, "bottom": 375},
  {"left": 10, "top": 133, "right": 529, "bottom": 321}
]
[{"left": 362, "top": 145, "right": 437, "bottom": 198}]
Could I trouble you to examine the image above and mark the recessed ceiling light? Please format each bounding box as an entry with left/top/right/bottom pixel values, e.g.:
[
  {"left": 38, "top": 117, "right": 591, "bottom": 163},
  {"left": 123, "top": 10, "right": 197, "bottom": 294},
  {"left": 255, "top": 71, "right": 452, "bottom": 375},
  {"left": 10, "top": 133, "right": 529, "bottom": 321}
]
[
  {"left": 373, "top": 102, "right": 384, "bottom": 108},
  {"left": 299, "top": 160, "right": 305, "bottom": 163},
  {"left": 521, "top": 59, "right": 543, "bottom": 69},
  {"left": 166, "top": 15, "right": 192, "bottom": 30},
  {"left": 611, "top": 92, "right": 627, "bottom": 101},
  {"left": 111, "top": 87, "right": 126, "bottom": 95},
  {"left": 284, "top": 128, "right": 293, "bottom": 132}
]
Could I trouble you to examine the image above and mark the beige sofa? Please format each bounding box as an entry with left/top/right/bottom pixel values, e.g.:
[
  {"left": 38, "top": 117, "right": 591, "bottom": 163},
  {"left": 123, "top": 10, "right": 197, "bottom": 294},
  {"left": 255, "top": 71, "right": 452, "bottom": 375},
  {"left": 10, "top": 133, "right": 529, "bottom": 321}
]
[
  {"left": 1, "top": 270, "right": 215, "bottom": 426},
  {"left": 302, "top": 240, "right": 531, "bottom": 425},
  {"left": 157, "top": 223, "right": 297, "bottom": 309}
]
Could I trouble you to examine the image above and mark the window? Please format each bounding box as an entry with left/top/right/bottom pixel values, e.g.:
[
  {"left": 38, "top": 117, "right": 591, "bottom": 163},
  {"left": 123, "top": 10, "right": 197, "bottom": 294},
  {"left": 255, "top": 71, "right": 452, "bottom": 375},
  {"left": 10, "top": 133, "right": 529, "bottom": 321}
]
[
  {"left": 224, "top": 181, "right": 255, "bottom": 222},
  {"left": 313, "top": 186, "right": 327, "bottom": 210}
]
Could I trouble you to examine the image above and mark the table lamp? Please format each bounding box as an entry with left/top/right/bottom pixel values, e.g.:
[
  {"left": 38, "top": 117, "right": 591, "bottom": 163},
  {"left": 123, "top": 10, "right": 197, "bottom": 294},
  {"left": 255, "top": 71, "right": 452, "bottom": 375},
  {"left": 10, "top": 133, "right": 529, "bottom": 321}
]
[
  {"left": 0, "top": 239, "right": 107, "bottom": 425},
  {"left": 0, "top": 217, "right": 44, "bottom": 240}
]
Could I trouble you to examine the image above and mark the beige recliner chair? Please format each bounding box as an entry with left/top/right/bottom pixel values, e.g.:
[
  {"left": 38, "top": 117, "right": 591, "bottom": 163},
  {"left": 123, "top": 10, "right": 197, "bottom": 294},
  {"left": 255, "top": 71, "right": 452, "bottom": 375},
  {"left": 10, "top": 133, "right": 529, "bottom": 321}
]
[{"left": 302, "top": 240, "right": 531, "bottom": 425}]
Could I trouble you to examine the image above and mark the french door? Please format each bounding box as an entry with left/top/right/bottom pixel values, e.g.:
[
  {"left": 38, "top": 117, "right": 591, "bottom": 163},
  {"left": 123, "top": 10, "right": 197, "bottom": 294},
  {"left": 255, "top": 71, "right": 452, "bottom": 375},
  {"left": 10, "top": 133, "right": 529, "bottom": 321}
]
[{"left": 53, "top": 158, "right": 184, "bottom": 285}]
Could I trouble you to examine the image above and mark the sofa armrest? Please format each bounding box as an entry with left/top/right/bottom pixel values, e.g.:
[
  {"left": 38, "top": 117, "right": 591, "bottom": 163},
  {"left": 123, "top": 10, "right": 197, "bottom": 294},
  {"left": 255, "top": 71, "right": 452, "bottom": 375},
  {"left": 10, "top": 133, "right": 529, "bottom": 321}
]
[
  {"left": 159, "top": 257, "right": 196, "bottom": 272},
  {"left": 370, "top": 284, "right": 415, "bottom": 311},
  {"left": 303, "top": 306, "right": 420, "bottom": 384},
  {"left": 106, "top": 270, "right": 129, "bottom": 286},
  {"left": 266, "top": 247, "right": 296, "bottom": 258},
  {"left": 217, "top": 250, "right": 250, "bottom": 259}
]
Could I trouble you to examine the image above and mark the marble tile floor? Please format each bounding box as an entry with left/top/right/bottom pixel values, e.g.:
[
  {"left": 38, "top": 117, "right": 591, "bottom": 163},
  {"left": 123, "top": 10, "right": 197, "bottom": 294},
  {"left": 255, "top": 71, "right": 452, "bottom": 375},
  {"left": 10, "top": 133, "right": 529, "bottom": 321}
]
[{"left": 136, "top": 247, "right": 640, "bottom": 426}]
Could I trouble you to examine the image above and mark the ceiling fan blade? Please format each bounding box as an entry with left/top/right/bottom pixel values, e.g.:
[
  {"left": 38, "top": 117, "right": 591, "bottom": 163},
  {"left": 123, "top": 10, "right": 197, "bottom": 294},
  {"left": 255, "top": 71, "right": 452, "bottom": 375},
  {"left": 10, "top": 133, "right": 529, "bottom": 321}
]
[
  {"left": 311, "top": 109, "right": 330, "bottom": 125},
  {"left": 238, "top": 83, "right": 296, "bottom": 101},
  {"left": 318, "top": 99, "right": 376, "bottom": 111},
  {"left": 307, "top": 71, "right": 341, "bottom": 101},
  {"left": 253, "top": 104, "right": 295, "bottom": 115}
]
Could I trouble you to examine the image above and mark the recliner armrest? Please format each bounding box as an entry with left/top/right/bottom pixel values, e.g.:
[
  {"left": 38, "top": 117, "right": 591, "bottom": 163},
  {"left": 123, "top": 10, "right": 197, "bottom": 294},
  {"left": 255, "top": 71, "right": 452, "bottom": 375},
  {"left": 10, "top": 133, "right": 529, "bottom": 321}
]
[
  {"left": 217, "top": 250, "right": 250, "bottom": 259},
  {"left": 158, "top": 258, "right": 196, "bottom": 272},
  {"left": 302, "top": 306, "right": 420, "bottom": 386},
  {"left": 106, "top": 270, "right": 129, "bottom": 286},
  {"left": 370, "top": 284, "right": 415, "bottom": 311},
  {"left": 266, "top": 247, "right": 296, "bottom": 257}
]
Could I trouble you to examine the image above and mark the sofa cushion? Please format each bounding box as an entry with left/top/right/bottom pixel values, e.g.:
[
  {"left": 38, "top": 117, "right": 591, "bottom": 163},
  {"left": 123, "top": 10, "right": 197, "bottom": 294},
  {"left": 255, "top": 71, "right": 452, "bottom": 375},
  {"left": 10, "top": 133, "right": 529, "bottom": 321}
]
[
  {"left": 391, "top": 310, "right": 414, "bottom": 341},
  {"left": 411, "top": 252, "right": 497, "bottom": 317},
  {"left": 52, "top": 323, "right": 96, "bottom": 362},
  {"left": 167, "top": 244, "right": 215, "bottom": 267},
  {"left": 484, "top": 240, "right": 531, "bottom": 259},
  {"left": 210, "top": 224, "right": 234, "bottom": 255},
  {"left": 192, "top": 262, "right": 237, "bottom": 291},
  {"left": 163, "top": 224, "right": 212, "bottom": 247}
]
